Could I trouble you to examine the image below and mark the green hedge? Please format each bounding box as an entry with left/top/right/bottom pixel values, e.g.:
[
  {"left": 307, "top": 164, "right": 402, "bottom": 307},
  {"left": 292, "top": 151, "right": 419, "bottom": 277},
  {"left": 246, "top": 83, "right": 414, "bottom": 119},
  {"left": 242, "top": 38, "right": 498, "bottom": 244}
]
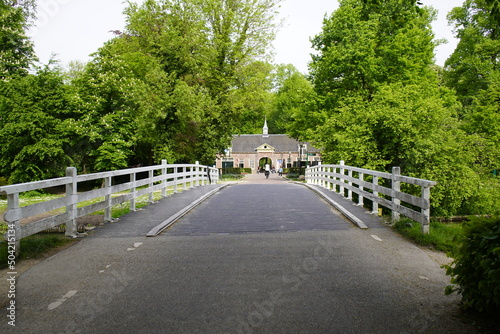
[
  {"left": 284, "top": 167, "right": 306, "bottom": 175},
  {"left": 220, "top": 167, "right": 251, "bottom": 175},
  {"left": 444, "top": 216, "right": 500, "bottom": 314}
]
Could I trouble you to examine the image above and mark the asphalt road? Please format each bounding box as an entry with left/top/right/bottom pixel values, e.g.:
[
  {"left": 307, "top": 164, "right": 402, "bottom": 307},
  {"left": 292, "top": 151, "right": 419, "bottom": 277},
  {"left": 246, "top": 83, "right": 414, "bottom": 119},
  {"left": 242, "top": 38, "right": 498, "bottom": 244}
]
[{"left": 1, "top": 175, "right": 476, "bottom": 333}]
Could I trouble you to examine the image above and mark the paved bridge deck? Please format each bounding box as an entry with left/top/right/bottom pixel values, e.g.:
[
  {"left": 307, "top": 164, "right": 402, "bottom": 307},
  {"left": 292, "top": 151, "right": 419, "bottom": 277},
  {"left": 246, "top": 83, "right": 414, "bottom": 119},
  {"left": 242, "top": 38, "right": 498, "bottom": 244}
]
[{"left": 1, "top": 173, "right": 476, "bottom": 333}]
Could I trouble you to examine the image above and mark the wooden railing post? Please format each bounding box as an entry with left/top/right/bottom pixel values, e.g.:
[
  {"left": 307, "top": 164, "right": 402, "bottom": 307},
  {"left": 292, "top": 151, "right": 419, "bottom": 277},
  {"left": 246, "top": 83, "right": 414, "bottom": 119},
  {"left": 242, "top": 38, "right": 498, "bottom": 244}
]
[
  {"left": 148, "top": 169, "right": 154, "bottom": 204},
  {"left": 328, "top": 166, "right": 333, "bottom": 191},
  {"left": 358, "top": 172, "right": 364, "bottom": 206},
  {"left": 211, "top": 166, "right": 217, "bottom": 184},
  {"left": 347, "top": 169, "right": 353, "bottom": 200},
  {"left": 202, "top": 166, "right": 207, "bottom": 186},
  {"left": 334, "top": 166, "right": 339, "bottom": 193},
  {"left": 183, "top": 166, "right": 188, "bottom": 190},
  {"left": 318, "top": 165, "right": 322, "bottom": 188},
  {"left": 371, "top": 176, "right": 379, "bottom": 215},
  {"left": 319, "top": 166, "right": 322, "bottom": 186},
  {"left": 214, "top": 166, "right": 219, "bottom": 183},
  {"left": 65, "top": 167, "right": 78, "bottom": 237},
  {"left": 161, "top": 160, "right": 168, "bottom": 198},
  {"left": 339, "top": 161, "right": 345, "bottom": 196},
  {"left": 421, "top": 186, "right": 431, "bottom": 234},
  {"left": 392, "top": 167, "right": 401, "bottom": 221},
  {"left": 130, "top": 172, "right": 137, "bottom": 211},
  {"left": 104, "top": 176, "right": 112, "bottom": 223},
  {"left": 6, "top": 193, "right": 21, "bottom": 256},
  {"left": 173, "top": 167, "right": 179, "bottom": 194},
  {"left": 195, "top": 161, "right": 200, "bottom": 187}
]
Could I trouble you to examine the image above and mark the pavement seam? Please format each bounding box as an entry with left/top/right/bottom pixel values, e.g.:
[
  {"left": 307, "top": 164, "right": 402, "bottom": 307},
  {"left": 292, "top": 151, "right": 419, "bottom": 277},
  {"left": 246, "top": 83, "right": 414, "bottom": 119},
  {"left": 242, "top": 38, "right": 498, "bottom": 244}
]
[
  {"left": 299, "top": 183, "right": 369, "bottom": 230},
  {"left": 146, "top": 184, "right": 229, "bottom": 237}
]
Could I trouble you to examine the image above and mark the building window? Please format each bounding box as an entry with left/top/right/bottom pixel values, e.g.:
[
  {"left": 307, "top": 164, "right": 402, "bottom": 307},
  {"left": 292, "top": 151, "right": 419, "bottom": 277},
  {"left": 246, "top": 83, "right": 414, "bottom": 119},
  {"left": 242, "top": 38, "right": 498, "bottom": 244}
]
[
  {"left": 250, "top": 159, "right": 255, "bottom": 170},
  {"left": 239, "top": 159, "right": 244, "bottom": 168},
  {"left": 299, "top": 144, "right": 307, "bottom": 156},
  {"left": 222, "top": 157, "right": 234, "bottom": 168}
]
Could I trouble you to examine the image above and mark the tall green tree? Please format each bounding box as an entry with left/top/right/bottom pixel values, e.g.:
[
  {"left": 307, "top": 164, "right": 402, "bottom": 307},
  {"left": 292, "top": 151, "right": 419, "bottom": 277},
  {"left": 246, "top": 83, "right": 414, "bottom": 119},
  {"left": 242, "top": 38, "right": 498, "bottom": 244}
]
[
  {"left": 269, "top": 64, "right": 315, "bottom": 136},
  {"left": 120, "top": 0, "right": 282, "bottom": 163},
  {"left": 0, "top": 0, "right": 36, "bottom": 79},
  {"left": 309, "top": 0, "right": 436, "bottom": 109},
  {"left": 231, "top": 60, "right": 274, "bottom": 134},
  {"left": 443, "top": 0, "right": 500, "bottom": 214},
  {"left": 0, "top": 64, "right": 80, "bottom": 182},
  {"left": 65, "top": 0, "right": 281, "bottom": 169},
  {"left": 307, "top": 0, "right": 440, "bottom": 165},
  {"left": 69, "top": 47, "right": 143, "bottom": 172},
  {"left": 444, "top": 0, "right": 499, "bottom": 141},
  {"left": 299, "top": 0, "right": 495, "bottom": 215},
  {"left": 445, "top": 0, "right": 499, "bottom": 107}
]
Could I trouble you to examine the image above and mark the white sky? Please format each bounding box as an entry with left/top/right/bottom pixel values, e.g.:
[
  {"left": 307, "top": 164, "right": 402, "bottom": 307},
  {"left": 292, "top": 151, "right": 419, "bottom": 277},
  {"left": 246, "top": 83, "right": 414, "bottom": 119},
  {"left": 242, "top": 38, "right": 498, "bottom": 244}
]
[{"left": 28, "top": 0, "right": 464, "bottom": 74}]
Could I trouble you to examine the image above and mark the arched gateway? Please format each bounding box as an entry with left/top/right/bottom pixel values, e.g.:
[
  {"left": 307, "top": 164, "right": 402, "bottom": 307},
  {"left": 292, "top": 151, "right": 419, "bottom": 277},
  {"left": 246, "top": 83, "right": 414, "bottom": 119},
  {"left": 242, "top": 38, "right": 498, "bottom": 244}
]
[{"left": 216, "top": 120, "right": 322, "bottom": 173}]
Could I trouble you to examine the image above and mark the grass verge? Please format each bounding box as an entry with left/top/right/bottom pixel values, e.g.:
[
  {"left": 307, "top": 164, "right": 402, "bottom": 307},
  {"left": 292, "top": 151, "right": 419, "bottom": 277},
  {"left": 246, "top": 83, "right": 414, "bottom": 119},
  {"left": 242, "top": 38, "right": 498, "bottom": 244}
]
[
  {"left": 0, "top": 233, "right": 75, "bottom": 269},
  {"left": 392, "top": 218, "right": 463, "bottom": 253}
]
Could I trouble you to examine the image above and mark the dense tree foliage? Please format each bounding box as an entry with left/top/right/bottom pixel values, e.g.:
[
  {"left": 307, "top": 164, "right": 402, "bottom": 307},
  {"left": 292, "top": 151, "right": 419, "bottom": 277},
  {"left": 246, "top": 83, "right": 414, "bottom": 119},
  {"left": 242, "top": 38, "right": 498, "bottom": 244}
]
[
  {"left": 74, "top": 0, "right": 282, "bottom": 167},
  {"left": 268, "top": 64, "right": 315, "bottom": 135},
  {"left": 309, "top": 0, "right": 436, "bottom": 108},
  {"left": 0, "top": 64, "right": 80, "bottom": 182},
  {"left": 444, "top": 0, "right": 499, "bottom": 155},
  {"left": 294, "top": 0, "right": 499, "bottom": 216},
  {"left": 442, "top": 0, "right": 500, "bottom": 215},
  {"left": 0, "top": 0, "right": 36, "bottom": 78},
  {"left": 0, "top": 0, "right": 497, "bottom": 216},
  {"left": 0, "top": 0, "right": 281, "bottom": 180}
]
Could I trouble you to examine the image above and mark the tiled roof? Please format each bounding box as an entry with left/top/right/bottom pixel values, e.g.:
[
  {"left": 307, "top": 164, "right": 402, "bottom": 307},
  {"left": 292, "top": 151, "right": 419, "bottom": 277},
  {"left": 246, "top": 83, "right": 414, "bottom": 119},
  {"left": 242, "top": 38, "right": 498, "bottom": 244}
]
[{"left": 231, "top": 134, "right": 320, "bottom": 153}]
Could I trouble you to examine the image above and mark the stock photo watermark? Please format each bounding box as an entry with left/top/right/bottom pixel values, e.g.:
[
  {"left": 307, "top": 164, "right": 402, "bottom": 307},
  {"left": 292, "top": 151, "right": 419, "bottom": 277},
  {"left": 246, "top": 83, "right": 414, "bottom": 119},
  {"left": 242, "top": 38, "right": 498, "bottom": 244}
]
[
  {"left": 225, "top": 234, "right": 438, "bottom": 334},
  {"left": 228, "top": 235, "right": 339, "bottom": 334},
  {"left": 60, "top": 260, "right": 134, "bottom": 333},
  {"left": 29, "top": 0, "right": 74, "bottom": 37},
  {"left": 5, "top": 224, "right": 17, "bottom": 327}
]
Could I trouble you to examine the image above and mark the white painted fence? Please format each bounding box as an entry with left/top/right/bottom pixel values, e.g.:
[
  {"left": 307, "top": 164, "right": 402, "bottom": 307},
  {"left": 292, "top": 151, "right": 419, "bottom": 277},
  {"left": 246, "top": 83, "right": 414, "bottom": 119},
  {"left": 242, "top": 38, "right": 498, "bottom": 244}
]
[
  {"left": 306, "top": 161, "right": 437, "bottom": 233},
  {"left": 1, "top": 160, "right": 218, "bottom": 253}
]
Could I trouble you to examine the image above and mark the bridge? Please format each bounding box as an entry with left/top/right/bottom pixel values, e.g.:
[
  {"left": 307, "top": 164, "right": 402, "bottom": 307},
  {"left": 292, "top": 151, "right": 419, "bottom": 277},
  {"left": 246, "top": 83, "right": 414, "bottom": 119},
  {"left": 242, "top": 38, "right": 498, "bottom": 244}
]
[{"left": 0, "top": 165, "right": 477, "bottom": 333}]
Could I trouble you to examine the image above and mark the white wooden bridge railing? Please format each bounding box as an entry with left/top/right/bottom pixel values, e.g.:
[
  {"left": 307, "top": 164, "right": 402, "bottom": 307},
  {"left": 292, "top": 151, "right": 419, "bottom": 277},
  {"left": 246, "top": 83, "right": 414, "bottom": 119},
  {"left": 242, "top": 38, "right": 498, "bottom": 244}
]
[
  {"left": 306, "top": 161, "right": 437, "bottom": 233},
  {"left": 1, "top": 160, "right": 218, "bottom": 253}
]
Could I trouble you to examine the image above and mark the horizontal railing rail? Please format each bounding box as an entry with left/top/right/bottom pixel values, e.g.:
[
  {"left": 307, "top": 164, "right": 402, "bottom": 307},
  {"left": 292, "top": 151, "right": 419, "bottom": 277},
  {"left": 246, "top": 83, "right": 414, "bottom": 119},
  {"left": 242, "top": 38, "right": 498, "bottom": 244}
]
[
  {"left": 1, "top": 160, "right": 219, "bottom": 254},
  {"left": 305, "top": 161, "right": 437, "bottom": 233}
]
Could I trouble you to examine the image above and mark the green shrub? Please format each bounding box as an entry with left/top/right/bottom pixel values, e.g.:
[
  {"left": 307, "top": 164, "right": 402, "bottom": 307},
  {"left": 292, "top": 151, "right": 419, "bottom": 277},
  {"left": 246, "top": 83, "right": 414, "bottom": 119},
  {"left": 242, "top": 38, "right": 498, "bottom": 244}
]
[
  {"left": 20, "top": 190, "right": 47, "bottom": 198},
  {"left": 220, "top": 174, "right": 244, "bottom": 181},
  {"left": 0, "top": 176, "right": 8, "bottom": 186},
  {"left": 444, "top": 216, "right": 500, "bottom": 314},
  {"left": 221, "top": 168, "right": 251, "bottom": 175},
  {"left": 285, "top": 167, "right": 305, "bottom": 175},
  {"left": 0, "top": 177, "right": 8, "bottom": 199}
]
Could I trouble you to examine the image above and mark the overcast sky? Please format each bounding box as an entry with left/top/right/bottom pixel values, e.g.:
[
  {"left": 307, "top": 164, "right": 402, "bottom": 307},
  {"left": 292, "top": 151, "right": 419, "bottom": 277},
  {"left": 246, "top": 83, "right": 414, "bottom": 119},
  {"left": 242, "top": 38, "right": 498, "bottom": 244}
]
[{"left": 28, "top": 0, "right": 464, "bottom": 73}]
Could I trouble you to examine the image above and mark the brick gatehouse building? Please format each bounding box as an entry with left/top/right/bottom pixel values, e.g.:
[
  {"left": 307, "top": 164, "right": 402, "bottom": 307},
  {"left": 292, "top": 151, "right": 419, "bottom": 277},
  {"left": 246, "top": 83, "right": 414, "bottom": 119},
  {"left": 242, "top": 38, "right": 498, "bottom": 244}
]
[{"left": 216, "top": 120, "right": 321, "bottom": 173}]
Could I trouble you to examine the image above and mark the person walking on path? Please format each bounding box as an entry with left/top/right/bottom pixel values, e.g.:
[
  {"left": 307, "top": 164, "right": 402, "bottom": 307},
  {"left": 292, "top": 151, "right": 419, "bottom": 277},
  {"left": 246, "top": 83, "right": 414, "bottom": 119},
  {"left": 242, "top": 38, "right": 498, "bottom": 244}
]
[{"left": 264, "top": 164, "right": 270, "bottom": 179}]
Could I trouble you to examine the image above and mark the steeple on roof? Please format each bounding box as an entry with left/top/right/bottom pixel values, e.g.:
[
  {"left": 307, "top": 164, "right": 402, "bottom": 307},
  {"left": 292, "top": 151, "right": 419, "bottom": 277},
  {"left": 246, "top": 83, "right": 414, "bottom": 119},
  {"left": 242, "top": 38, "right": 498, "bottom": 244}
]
[{"left": 263, "top": 117, "right": 269, "bottom": 137}]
